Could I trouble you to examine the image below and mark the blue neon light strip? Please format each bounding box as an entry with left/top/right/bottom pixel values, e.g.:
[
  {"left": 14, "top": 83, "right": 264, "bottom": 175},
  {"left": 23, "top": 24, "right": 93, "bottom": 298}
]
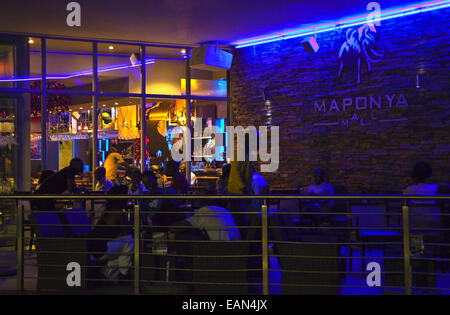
[
  {"left": 234, "top": 0, "right": 450, "bottom": 48},
  {"left": 0, "top": 58, "right": 155, "bottom": 82}
]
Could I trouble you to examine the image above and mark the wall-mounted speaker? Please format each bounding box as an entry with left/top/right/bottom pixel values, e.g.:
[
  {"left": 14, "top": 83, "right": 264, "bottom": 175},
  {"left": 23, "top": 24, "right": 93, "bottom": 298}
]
[{"left": 190, "top": 45, "right": 233, "bottom": 71}]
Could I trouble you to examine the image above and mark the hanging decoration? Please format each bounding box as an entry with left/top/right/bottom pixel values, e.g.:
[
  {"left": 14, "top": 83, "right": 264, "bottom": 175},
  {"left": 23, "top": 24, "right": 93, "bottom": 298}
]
[{"left": 30, "top": 81, "right": 72, "bottom": 117}]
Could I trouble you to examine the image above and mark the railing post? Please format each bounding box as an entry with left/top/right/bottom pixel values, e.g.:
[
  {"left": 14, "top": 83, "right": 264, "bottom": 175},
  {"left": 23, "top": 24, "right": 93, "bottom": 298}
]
[
  {"left": 261, "top": 199, "right": 269, "bottom": 295},
  {"left": 16, "top": 203, "right": 24, "bottom": 291},
  {"left": 402, "top": 201, "right": 412, "bottom": 295},
  {"left": 134, "top": 203, "right": 140, "bottom": 294}
]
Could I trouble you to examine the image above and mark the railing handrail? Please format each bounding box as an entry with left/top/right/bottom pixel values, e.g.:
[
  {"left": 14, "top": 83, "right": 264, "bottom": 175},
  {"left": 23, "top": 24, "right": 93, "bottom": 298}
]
[{"left": 2, "top": 193, "right": 450, "bottom": 200}]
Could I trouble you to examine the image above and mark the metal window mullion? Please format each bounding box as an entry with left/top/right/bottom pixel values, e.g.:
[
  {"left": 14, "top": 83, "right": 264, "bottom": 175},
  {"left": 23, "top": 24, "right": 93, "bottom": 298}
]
[
  {"left": 140, "top": 45, "right": 146, "bottom": 171},
  {"left": 92, "top": 42, "right": 99, "bottom": 190},
  {"left": 227, "top": 69, "right": 232, "bottom": 127},
  {"left": 41, "top": 37, "right": 47, "bottom": 171},
  {"left": 185, "top": 48, "right": 192, "bottom": 184}
]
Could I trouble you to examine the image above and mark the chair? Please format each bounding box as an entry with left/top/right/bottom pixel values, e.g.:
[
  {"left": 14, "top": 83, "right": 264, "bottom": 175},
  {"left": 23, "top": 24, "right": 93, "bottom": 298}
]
[
  {"left": 403, "top": 202, "right": 442, "bottom": 290},
  {"left": 350, "top": 200, "right": 402, "bottom": 269},
  {"left": 33, "top": 211, "right": 89, "bottom": 291},
  {"left": 64, "top": 208, "right": 92, "bottom": 235},
  {"left": 275, "top": 235, "right": 341, "bottom": 295}
]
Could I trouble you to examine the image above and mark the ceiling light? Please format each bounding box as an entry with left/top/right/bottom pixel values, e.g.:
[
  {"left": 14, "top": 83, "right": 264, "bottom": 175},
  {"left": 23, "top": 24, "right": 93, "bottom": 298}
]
[
  {"left": 114, "top": 102, "right": 118, "bottom": 105},
  {"left": 28, "top": 38, "right": 34, "bottom": 44},
  {"left": 108, "top": 45, "right": 114, "bottom": 50}
]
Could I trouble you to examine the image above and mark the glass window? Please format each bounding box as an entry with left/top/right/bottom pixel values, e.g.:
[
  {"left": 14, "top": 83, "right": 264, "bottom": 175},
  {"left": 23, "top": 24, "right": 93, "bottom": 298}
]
[
  {"left": 46, "top": 39, "right": 93, "bottom": 93},
  {"left": 0, "top": 45, "right": 15, "bottom": 89},
  {"left": 98, "top": 43, "right": 141, "bottom": 94},
  {"left": 145, "top": 47, "right": 186, "bottom": 96}
]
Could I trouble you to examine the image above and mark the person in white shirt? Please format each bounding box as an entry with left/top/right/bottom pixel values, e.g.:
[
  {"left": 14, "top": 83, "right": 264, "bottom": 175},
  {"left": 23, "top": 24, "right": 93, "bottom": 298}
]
[
  {"left": 302, "top": 168, "right": 335, "bottom": 211},
  {"left": 403, "top": 161, "right": 438, "bottom": 196},
  {"left": 186, "top": 204, "right": 241, "bottom": 241},
  {"left": 403, "top": 161, "right": 440, "bottom": 230}
]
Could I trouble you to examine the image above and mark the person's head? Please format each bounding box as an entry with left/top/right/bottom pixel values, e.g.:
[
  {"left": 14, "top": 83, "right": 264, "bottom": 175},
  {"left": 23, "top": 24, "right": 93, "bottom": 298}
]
[
  {"left": 313, "top": 168, "right": 326, "bottom": 185},
  {"left": 411, "top": 161, "right": 432, "bottom": 183},
  {"left": 94, "top": 166, "right": 106, "bottom": 181},
  {"left": 142, "top": 171, "right": 158, "bottom": 190},
  {"left": 165, "top": 160, "right": 180, "bottom": 177},
  {"left": 128, "top": 166, "right": 141, "bottom": 184},
  {"left": 38, "top": 170, "right": 55, "bottom": 185},
  {"left": 69, "top": 158, "right": 84, "bottom": 175}
]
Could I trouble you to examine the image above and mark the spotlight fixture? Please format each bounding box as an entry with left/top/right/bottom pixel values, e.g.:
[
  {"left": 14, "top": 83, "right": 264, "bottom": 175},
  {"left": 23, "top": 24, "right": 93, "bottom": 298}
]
[
  {"left": 108, "top": 45, "right": 114, "bottom": 50},
  {"left": 302, "top": 36, "right": 320, "bottom": 55},
  {"left": 28, "top": 38, "right": 34, "bottom": 44}
]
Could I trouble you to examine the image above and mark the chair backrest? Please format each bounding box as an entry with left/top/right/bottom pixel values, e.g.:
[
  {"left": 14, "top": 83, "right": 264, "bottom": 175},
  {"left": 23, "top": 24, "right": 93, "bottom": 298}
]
[
  {"left": 350, "top": 201, "right": 387, "bottom": 229},
  {"left": 276, "top": 236, "right": 341, "bottom": 295},
  {"left": 33, "top": 212, "right": 66, "bottom": 238},
  {"left": 408, "top": 204, "right": 442, "bottom": 230},
  {"left": 64, "top": 208, "right": 92, "bottom": 235}
]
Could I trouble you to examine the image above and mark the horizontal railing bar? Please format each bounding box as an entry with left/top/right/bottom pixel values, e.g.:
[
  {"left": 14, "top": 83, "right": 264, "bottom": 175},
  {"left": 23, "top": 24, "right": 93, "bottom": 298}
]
[
  {"left": 4, "top": 194, "right": 450, "bottom": 200},
  {"left": 140, "top": 252, "right": 262, "bottom": 258},
  {"left": 139, "top": 279, "right": 261, "bottom": 286},
  {"left": 269, "top": 255, "right": 404, "bottom": 259},
  {"left": 140, "top": 266, "right": 261, "bottom": 272},
  {"left": 270, "top": 269, "right": 404, "bottom": 275},
  {"left": 269, "top": 240, "right": 404, "bottom": 245}
]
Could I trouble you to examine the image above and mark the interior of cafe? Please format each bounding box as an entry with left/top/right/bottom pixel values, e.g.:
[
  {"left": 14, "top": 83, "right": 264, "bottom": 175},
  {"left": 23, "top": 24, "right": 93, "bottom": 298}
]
[{"left": 15, "top": 39, "right": 230, "bottom": 191}]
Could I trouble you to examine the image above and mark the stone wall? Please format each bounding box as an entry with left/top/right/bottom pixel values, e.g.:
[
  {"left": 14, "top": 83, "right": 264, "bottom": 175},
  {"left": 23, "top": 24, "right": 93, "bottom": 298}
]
[{"left": 231, "top": 8, "right": 449, "bottom": 193}]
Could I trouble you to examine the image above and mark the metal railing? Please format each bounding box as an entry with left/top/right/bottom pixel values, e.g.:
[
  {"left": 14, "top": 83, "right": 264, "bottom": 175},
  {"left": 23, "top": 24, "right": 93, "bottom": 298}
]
[{"left": 0, "top": 194, "right": 448, "bottom": 295}]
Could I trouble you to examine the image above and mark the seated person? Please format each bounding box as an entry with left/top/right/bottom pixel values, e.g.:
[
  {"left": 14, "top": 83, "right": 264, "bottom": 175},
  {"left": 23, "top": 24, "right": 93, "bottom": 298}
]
[
  {"left": 88, "top": 185, "right": 133, "bottom": 283},
  {"left": 141, "top": 171, "right": 183, "bottom": 232},
  {"left": 302, "top": 168, "right": 335, "bottom": 211},
  {"left": 180, "top": 161, "right": 198, "bottom": 188},
  {"left": 216, "top": 163, "right": 231, "bottom": 195},
  {"left": 89, "top": 166, "right": 113, "bottom": 224},
  {"left": 164, "top": 160, "right": 189, "bottom": 195},
  {"left": 172, "top": 199, "right": 241, "bottom": 242},
  {"left": 94, "top": 166, "right": 113, "bottom": 192},
  {"left": 140, "top": 171, "right": 164, "bottom": 227},
  {"left": 404, "top": 162, "right": 441, "bottom": 231},
  {"left": 127, "top": 166, "right": 149, "bottom": 195},
  {"left": 403, "top": 161, "right": 438, "bottom": 196}
]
